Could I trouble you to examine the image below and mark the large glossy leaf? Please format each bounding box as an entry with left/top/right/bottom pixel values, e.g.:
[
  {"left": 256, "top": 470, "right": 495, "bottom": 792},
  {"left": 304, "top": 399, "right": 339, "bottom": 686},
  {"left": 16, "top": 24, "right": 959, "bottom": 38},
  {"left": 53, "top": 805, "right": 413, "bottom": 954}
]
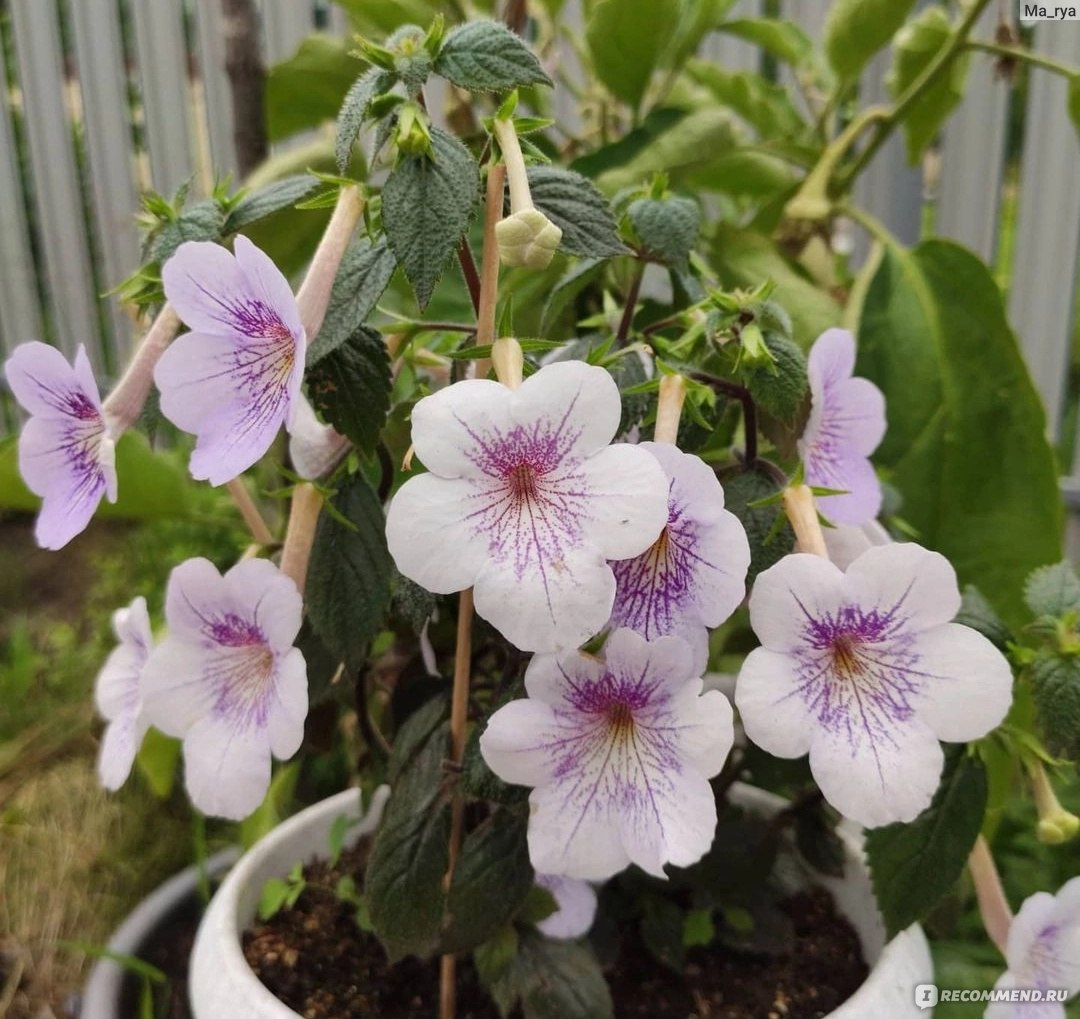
[
  {"left": 585, "top": 0, "right": 680, "bottom": 110},
  {"left": 857, "top": 240, "right": 1062, "bottom": 626}
]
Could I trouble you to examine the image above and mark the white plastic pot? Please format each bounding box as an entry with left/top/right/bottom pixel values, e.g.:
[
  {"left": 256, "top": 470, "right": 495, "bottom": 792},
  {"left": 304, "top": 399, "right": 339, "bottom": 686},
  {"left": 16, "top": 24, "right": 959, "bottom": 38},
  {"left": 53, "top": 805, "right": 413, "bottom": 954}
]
[{"left": 188, "top": 783, "right": 933, "bottom": 1018}]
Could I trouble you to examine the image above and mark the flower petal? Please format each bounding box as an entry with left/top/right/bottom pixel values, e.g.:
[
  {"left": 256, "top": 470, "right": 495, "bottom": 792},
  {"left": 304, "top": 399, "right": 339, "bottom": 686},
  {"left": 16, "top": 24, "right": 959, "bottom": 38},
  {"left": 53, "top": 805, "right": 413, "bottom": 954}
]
[
  {"left": 233, "top": 235, "right": 304, "bottom": 338},
  {"left": 480, "top": 698, "right": 563, "bottom": 787},
  {"left": 410, "top": 378, "right": 514, "bottom": 479},
  {"left": 162, "top": 557, "right": 231, "bottom": 639},
  {"left": 97, "top": 711, "right": 149, "bottom": 792},
  {"left": 671, "top": 685, "right": 735, "bottom": 778},
  {"left": 289, "top": 396, "right": 349, "bottom": 480},
  {"left": 844, "top": 543, "right": 962, "bottom": 632},
  {"left": 528, "top": 781, "right": 632, "bottom": 881},
  {"left": 809, "top": 452, "right": 883, "bottom": 526},
  {"left": 141, "top": 636, "right": 220, "bottom": 736},
  {"left": 182, "top": 715, "right": 272, "bottom": 820},
  {"left": 822, "top": 520, "right": 891, "bottom": 570},
  {"left": 224, "top": 558, "right": 303, "bottom": 653},
  {"left": 909, "top": 623, "right": 1012, "bottom": 742},
  {"left": 4, "top": 342, "right": 103, "bottom": 419},
  {"left": 386, "top": 473, "right": 492, "bottom": 595},
  {"left": 267, "top": 647, "right": 308, "bottom": 760},
  {"left": 748, "top": 553, "right": 847, "bottom": 652},
  {"left": 94, "top": 597, "right": 152, "bottom": 720},
  {"left": 808, "top": 716, "right": 944, "bottom": 826},
  {"left": 807, "top": 328, "right": 857, "bottom": 387},
  {"left": 535, "top": 875, "right": 598, "bottom": 939},
  {"left": 735, "top": 646, "right": 815, "bottom": 758}
]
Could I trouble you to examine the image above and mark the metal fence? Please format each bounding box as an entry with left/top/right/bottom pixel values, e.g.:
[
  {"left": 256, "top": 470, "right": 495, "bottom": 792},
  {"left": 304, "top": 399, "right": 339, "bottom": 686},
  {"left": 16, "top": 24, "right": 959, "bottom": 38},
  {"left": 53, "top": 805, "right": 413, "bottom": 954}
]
[{"left": 0, "top": 1, "right": 1078, "bottom": 506}]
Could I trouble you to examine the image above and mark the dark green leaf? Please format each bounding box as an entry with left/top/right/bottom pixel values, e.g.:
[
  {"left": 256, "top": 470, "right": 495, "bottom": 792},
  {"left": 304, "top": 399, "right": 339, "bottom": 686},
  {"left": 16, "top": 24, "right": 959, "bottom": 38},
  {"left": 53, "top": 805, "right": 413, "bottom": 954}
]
[
  {"left": 435, "top": 20, "right": 552, "bottom": 92},
  {"left": 474, "top": 925, "right": 520, "bottom": 996},
  {"left": 305, "top": 472, "right": 393, "bottom": 670},
  {"left": 857, "top": 240, "right": 1062, "bottom": 628},
  {"left": 308, "top": 236, "right": 399, "bottom": 363},
  {"left": 640, "top": 895, "right": 686, "bottom": 972},
  {"left": 392, "top": 570, "right": 437, "bottom": 634},
  {"left": 956, "top": 586, "right": 1014, "bottom": 652},
  {"left": 681, "top": 908, "right": 715, "bottom": 948},
  {"left": 824, "top": 0, "right": 919, "bottom": 81},
  {"left": 337, "top": 69, "right": 394, "bottom": 174},
  {"left": 740, "top": 332, "right": 808, "bottom": 425},
  {"left": 794, "top": 802, "right": 846, "bottom": 878},
  {"left": 149, "top": 200, "right": 225, "bottom": 264},
  {"left": 443, "top": 809, "right": 534, "bottom": 953},
  {"left": 388, "top": 694, "right": 449, "bottom": 783},
  {"left": 887, "top": 7, "right": 971, "bottom": 164},
  {"left": 1024, "top": 561, "right": 1080, "bottom": 619},
  {"left": 225, "top": 176, "right": 320, "bottom": 233},
  {"left": 488, "top": 929, "right": 613, "bottom": 1019},
  {"left": 722, "top": 465, "right": 795, "bottom": 586},
  {"left": 307, "top": 326, "right": 391, "bottom": 453},
  {"left": 865, "top": 753, "right": 987, "bottom": 937},
  {"left": 628, "top": 195, "right": 699, "bottom": 271},
  {"left": 673, "top": 807, "right": 778, "bottom": 907},
  {"left": 526, "top": 166, "right": 626, "bottom": 259},
  {"left": 541, "top": 258, "right": 604, "bottom": 332},
  {"left": 1030, "top": 655, "right": 1080, "bottom": 760},
  {"left": 383, "top": 127, "right": 479, "bottom": 309},
  {"left": 266, "top": 35, "right": 361, "bottom": 142},
  {"left": 585, "top": 0, "right": 680, "bottom": 109}
]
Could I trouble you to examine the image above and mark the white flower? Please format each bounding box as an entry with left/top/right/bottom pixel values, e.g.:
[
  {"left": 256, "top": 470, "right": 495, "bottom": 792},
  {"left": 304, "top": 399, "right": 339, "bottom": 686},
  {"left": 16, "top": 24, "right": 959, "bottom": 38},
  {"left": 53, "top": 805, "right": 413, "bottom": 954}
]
[
  {"left": 735, "top": 543, "right": 1012, "bottom": 826},
  {"left": 94, "top": 596, "right": 153, "bottom": 790},
  {"left": 141, "top": 557, "right": 307, "bottom": 819},
  {"left": 535, "top": 874, "right": 598, "bottom": 939},
  {"left": 386, "top": 360, "right": 669, "bottom": 652},
  {"left": 480, "top": 628, "right": 734, "bottom": 880},
  {"left": 985, "top": 877, "right": 1080, "bottom": 1019}
]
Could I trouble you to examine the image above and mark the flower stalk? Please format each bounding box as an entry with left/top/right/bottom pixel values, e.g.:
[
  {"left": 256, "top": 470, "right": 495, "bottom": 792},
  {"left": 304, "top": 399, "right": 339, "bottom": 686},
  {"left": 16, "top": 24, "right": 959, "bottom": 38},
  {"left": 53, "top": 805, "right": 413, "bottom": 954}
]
[
  {"left": 654, "top": 374, "right": 687, "bottom": 444},
  {"left": 296, "top": 185, "right": 364, "bottom": 341},
  {"left": 969, "top": 833, "right": 1012, "bottom": 957},
  {"left": 101, "top": 304, "right": 182, "bottom": 433},
  {"left": 278, "top": 483, "right": 322, "bottom": 596},
  {"left": 782, "top": 483, "right": 830, "bottom": 559},
  {"left": 225, "top": 477, "right": 275, "bottom": 546},
  {"left": 1028, "top": 760, "right": 1080, "bottom": 844}
]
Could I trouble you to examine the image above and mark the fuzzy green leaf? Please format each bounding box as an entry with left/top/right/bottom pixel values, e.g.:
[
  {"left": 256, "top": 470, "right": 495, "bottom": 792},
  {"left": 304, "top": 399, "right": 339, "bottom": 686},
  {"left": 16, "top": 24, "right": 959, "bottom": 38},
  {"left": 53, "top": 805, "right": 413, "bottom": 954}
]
[
  {"left": 887, "top": 7, "right": 971, "bottom": 164},
  {"left": 435, "top": 20, "right": 552, "bottom": 92},
  {"left": 740, "top": 332, "right": 808, "bottom": 424},
  {"left": 721, "top": 465, "right": 795, "bottom": 586},
  {"left": 1024, "top": 561, "right": 1080, "bottom": 619},
  {"left": 824, "top": 0, "right": 919, "bottom": 81},
  {"left": 865, "top": 753, "right": 987, "bottom": 938},
  {"left": 336, "top": 69, "right": 393, "bottom": 174},
  {"left": 383, "top": 127, "right": 479, "bottom": 309},
  {"left": 149, "top": 200, "right": 225, "bottom": 264},
  {"left": 585, "top": 0, "right": 680, "bottom": 109},
  {"left": 526, "top": 166, "right": 626, "bottom": 258},
  {"left": 225, "top": 176, "right": 320, "bottom": 233},
  {"left": 1030, "top": 655, "right": 1080, "bottom": 760},
  {"left": 628, "top": 195, "right": 699, "bottom": 271},
  {"left": 308, "top": 237, "right": 398, "bottom": 363},
  {"left": 305, "top": 472, "right": 393, "bottom": 670}
]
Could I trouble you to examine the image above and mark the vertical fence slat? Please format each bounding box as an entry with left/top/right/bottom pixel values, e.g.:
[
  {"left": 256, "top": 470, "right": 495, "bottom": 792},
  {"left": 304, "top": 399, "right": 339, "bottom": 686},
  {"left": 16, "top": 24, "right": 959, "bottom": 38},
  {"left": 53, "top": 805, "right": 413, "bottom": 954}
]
[
  {"left": 262, "top": 0, "right": 316, "bottom": 65},
  {"left": 701, "top": 0, "right": 762, "bottom": 74},
  {"left": 327, "top": 3, "right": 349, "bottom": 36},
  {"left": 779, "top": 0, "right": 829, "bottom": 117},
  {"left": 1008, "top": 23, "right": 1080, "bottom": 441},
  {"left": 70, "top": 0, "right": 140, "bottom": 360},
  {"left": 933, "top": 7, "right": 1009, "bottom": 262},
  {"left": 9, "top": 0, "right": 103, "bottom": 368},
  {"left": 194, "top": 0, "right": 239, "bottom": 181},
  {"left": 131, "top": 0, "right": 195, "bottom": 196},
  {"left": 0, "top": 29, "right": 43, "bottom": 361}
]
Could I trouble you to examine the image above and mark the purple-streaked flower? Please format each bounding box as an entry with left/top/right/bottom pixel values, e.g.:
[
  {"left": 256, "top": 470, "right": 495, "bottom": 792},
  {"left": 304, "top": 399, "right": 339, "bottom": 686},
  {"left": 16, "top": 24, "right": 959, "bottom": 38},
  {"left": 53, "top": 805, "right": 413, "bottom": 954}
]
[
  {"left": 608, "top": 442, "right": 750, "bottom": 675},
  {"left": 141, "top": 557, "right": 307, "bottom": 820},
  {"left": 735, "top": 543, "right": 1012, "bottom": 827},
  {"left": 480, "top": 628, "right": 734, "bottom": 880},
  {"left": 986, "top": 877, "right": 1080, "bottom": 1019},
  {"left": 535, "top": 874, "right": 598, "bottom": 940},
  {"left": 3, "top": 342, "right": 117, "bottom": 549},
  {"left": 798, "top": 328, "right": 886, "bottom": 526},
  {"left": 386, "top": 361, "right": 669, "bottom": 652},
  {"left": 155, "top": 236, "right": 305, "bottom": 485},
  {"left": 94, "top": 596, "right": 153, "bottom": 791}
]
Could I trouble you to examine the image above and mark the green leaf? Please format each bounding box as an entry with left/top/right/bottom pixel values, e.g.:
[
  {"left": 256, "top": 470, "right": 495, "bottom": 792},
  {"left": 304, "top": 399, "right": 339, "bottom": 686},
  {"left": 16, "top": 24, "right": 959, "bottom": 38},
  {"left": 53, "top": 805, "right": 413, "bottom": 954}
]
[
  {"left": 305, "top": 472, "right": 393, "bottom": 670},
  {"left": 857, "top": 240, "right": 1062, "bottom": 628},
  {"left": 956, "top": 586, "right": 1013, "bottom": 652},
  {"left": 627, "top": 195, "right": 699, "bottom": 271},
  {"left": 266, "top": 35, "right": 361, "bottom": 142},
  {"left": 717, "top": 17, "right": 815, "bottom": 70},
  {"left": 663, "top": 0, "right": 738, "bottom": 69},
  {"left": 474, "top": 925, "right": 520, "bottom": 994},
  {"left": 1024, "top": 562, "right": 1080, "bottom": 619},
  {"left": 134, "top": 729, "right": 180, "bottom": 799},
  {"left": 337, "top": 69, "right": 394, "bottom": 174},
  {"left": 824, "top": 0, "right": 919, "bottom": 81},
  {"left": 685, "top": 149, "right": 799, "bottom": 200},
  {"left": 225, "top": 176, "right": 320, "bottom": 233},
  {"left": 443, "top": 808, "right": 534, "bottom": 953},
  {"left": 258, "top": 877, "right": 294, "bottom": 920},
  {"left": 793, "top": 802, "right": 846, "bottom": 878},
  {"left": 686, "top": 63, "right": 806, "bottom": 140},
  {"left": 887, "top": 7, "right": 971, "bottom": 164},
  {"left": 640, "top": 895, "right": 686, "bottom": 971},
  {"left": 525, "top": 166, "right": 626, "bottom": 259},
  {"left": 541, "top": 258, "right": 604, "bottom": 332},
  {"left": 681, "top": 908, "right": 715, "bottom": 948},
  {"left": 865, "top": 753, "right": 988, "bottom": 938},
  {"left": 149, "top": 199, "right": 225, "bottom": 264},
  {"left": 721, "top": 465, "right": 795, "bottom": 586},
  {"left": 740, "top": 332, "right": 808, "bottom": 424},
  {"left": 1030, "top": 655, "right": 1080, "bottom": 760},
  {"left": 367, "top": 712, "right": 451, "bottom": 961},
  {"left": 332, "top": 0, "right": 441, "bottom": 36},
  {"left": 585, "top": 0, "right": 680, "bottom": 109},
  {"left": 392, "top": 570, "right": 437, "bottom": 633},
  {"left": 307, "top": 326, "right": 391, "bottom": 453},
  {"left": 435, "top": 21, "right": 552, "bottom": 93},
  {"left": 488, "top": 929, "right": 613, "bottom": 1019},
  {"left": 382, "top": 127, "right": 479, "bottom": 309},
  {"left": 308, "top": 236, "right": 399, "bottom": 363}
]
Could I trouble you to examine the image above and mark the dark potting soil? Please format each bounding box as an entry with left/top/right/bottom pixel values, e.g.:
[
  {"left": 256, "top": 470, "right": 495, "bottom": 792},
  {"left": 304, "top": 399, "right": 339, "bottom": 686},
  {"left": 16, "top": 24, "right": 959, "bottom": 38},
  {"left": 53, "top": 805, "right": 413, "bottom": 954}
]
[{"left": 242, "top": 840, "right": 869, "bottom": 1019}]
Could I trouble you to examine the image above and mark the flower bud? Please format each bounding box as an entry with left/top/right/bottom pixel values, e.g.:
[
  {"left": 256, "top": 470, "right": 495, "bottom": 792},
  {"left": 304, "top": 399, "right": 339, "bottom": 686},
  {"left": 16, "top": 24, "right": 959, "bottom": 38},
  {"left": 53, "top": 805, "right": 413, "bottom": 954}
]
[
  {"left": 495, "top": 208, "right": 562, "bottom": 270},
  {"left": 1031, "top": 761, "right": 1079, "bottom": 845}
]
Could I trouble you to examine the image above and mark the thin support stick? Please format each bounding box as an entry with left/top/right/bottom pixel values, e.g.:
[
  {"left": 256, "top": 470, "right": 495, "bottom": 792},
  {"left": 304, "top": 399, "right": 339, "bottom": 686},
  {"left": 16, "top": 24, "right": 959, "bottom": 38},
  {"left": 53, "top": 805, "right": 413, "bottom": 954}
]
[{"left": 225, "top": 477, "right": 275, "bottom": 545}]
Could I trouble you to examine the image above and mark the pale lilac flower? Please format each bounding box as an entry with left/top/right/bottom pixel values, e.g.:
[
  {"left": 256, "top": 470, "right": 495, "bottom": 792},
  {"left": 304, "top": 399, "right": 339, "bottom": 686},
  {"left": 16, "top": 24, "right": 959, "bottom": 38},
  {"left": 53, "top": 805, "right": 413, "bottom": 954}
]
[
  {"left": 822, "top": 519, "right": 892, "bottom": 570},
  {"left": 288, "top": 395, "right": 349, "bottom": 481},
  {"left": 3, "top": 342, "right": 117, "bottom": 549},
  {"left": 141, "top": 557, "right": 307, "bottom": 820},
  {"left": 985, "top": 877, "right": 1080, "bottom": 1019},
  {"left": 156, "top": 236, "right": 305, "bottom": 485},
  {"left": 535, "top": 874, "right": 598, "bottom": 939},
  {"left": 386, "top": 361, "right": 669, "bottom": 652},
  {"left": 480, "top": 628, "right": 734, "bottom": 880},
  {"left": 735, "top": 543, "right": 1012, "bottom": 827},
  {"left": 608, "top": 442, "right": 750, "bottom": 675},
  {"left": 798, "top": 328, "right": 886, "bottom": 526},
  {"left": 94, "top": 596, "right": 153, "bottom": 791}
]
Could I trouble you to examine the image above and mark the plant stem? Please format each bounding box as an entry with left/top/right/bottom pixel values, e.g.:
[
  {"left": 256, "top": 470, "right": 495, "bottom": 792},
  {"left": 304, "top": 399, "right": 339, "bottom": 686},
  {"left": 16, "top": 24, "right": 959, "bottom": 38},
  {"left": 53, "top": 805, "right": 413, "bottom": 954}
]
[
  {"left": 616, "top": 263, "right": 645, "bottom": 343},
  {"left": 101, "top": 304, "right": 182, "bottom": 433},
  {"left": 968, "top": 834, "right": 1012, "bottom": 957},
  {"left": 472, "top": 163, "right": 506, "bottom": 381},
  {"left": 782, "top": 484, "right": 829, "bottom": 559},
  {"left": 457, "top": 240, "right": 482, "bottom": 313},
  {"left": 687, "top": 372, "right": 758, "bottom": 465},
  {"left": 965, "top": 39, "right": 1079, "bottom": 79},
  {"left": 654, "top": 374, "right": 686, "bottom": 444},
  {"left": 836, "top": 0, "right": 993, "bottom": 191},
  {"left": 225, "top": 477, "right": 275, "bottom": 545},
  {"left": 278, "top": 483, "right": 322, "bottom": 595},
  {"left": 296, "top": 185, "right": 364, "bottom": 341}
]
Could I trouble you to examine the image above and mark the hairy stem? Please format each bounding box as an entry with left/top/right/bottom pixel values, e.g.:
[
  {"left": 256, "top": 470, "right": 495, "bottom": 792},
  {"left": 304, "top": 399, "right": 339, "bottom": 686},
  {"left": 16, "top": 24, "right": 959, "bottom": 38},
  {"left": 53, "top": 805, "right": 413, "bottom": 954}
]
[
  {"left": 278, "top": 483, "right": 322, "bottom": 595},
  {"left": 472, "top": 163, "right": 507, "bottom": 381},
  {"left": 456, "top": 240, "right": 482, "bottom": 314},
  {"left": 296, "top": 186, "right": 364, "bottom": 341},
  {"left": 225, "top": 477, "right": 275, "bottom": 545},
  {"left": 968, "top": 834, "right": 1012, "bottom": 957},
  {"left": 687, "top": 372, "right": 759, "bottom": 465},
  {"left": 101, "top": 305, "right": 182, "bottom": 433},
  {"left": 965, "top": 38, "right": 1079, "bottom": 78},
  {"left": 782, "top": 484, "right": 829, "bottom": 559},
  {"left": 616, "top": 263, "right": 645, "bottom": 343},
  {"left": 654, "top": 374, "right": 686, "bottom": 444}
]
